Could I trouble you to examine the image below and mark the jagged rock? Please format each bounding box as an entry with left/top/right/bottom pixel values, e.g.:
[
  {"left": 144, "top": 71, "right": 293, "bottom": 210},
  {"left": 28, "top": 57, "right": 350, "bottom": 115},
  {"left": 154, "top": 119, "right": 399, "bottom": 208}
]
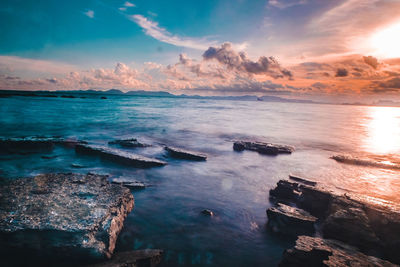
[
  {"left": 108, "top": 139, "right": 151, "bottom": 148},
  {"left": 267, "top": 203, "right": 317, "bottom": 236},
  {"left": 201, "top": 209, "right": 214, "bottom": 216},
  {"left": 233, "top": 141, "right": 294, "bottom": 155},
  {"left": 75, "top": 144, "right": 167, "bottom": 168},
  {"left": 279, "top": 235, "right": 397, "bottom": 267},
  {"left": 111, "top": 178, "right": 146, "bottom": 190},
  {"left": 270, "top": 177, "right": 400, "bottom": 264},
  {"left": 164, "top": 146, "right": 207, "bottom": 161},
  {"left": 87, "top": 249, "right": 163, "bottom": 267},
  {"left": 0, "top": 173, "right": 134, "bottom": 264}
]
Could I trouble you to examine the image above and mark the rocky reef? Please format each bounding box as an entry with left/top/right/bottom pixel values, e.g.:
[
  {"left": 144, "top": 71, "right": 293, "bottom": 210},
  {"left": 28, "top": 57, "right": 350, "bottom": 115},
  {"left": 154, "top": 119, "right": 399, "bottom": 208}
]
[
  {"left": 233, "top": 141, "right": 294, "bottom": 155},
  {"left": 164, "top": 146, "right": 207, "bottom": 161},
  {"left": 108, "top": 138, "right": 151, "bottom": 148},
  {"left": 75, "top": 144, "right": 167, "bottom": 168},
  {"left": 268, "top": 176, "right": 400, "bottom": 265},
  {"left": 0, "top": 173, "right": 134, "bottom": 265}
]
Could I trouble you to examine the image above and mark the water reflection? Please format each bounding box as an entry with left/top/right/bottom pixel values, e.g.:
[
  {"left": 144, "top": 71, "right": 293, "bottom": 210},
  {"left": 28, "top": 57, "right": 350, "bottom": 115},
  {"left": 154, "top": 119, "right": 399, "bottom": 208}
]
[{"left": 364, "top": 106, "right": 400, "bottom": 155}]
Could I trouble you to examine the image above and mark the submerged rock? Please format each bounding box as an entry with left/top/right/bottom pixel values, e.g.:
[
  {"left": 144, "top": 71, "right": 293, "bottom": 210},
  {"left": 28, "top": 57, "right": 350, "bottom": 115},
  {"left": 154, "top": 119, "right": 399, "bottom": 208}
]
[
  {"left": 164, "top": 146, "right": 207, "bottom": 161},
  {"left": 269, "top": 177, "right": 400, "bottom": 264},
  {"left": 0, "top": 136, "right": 86, "bottom": 153},
  {"left": 108, "top": 138, "right": 151, "bottom": 148},
  {"left": 331, "top": 155, "right": 400, "bottom": 170},
  {"left": 75, "top": 144, "right": 167, "bottom": 168},
  {"left": 267, "top": 203, "right": 317, "bottom": 236},
  {"left": 0, "top": 173, "right": 134, "bottom": 264},
  {"left": 280, "top": 235, "right": 397, "bottom": 267},
  {"left": 233, "top": 141, "right": 294, "bottom": 155},
  {"left": 201, "top": 209, "right": 214, "bottom": 216},
  {"left": 111, "top": 178, "right": 146, "bottom": 190},
  {"left": 87, "top": 249, "right": 163, "bottom": 267}
]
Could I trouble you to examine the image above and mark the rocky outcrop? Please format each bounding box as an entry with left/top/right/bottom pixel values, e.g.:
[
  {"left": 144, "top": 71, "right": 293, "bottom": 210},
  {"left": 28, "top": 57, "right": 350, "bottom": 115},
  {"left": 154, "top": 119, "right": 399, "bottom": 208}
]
[
  {"left": 87, "top": 249, "right": 163, "bottom": 267},
  {"left": 75, "top": 144, "right": 167, "bottom": 168},
  {"left": 267, "top": 203, "right": 317, "bottom": 236},
  {"left": 0, "top": 136, "right": 86, "bottom": 153},
  {"left": 279, "top": 235, "right": 397, "bottom": 267},
  {"left": 111, "top": 178, "right": 146, "bottom": 190},
  {"left": 164, "top": 146, "right": 207, "bottom": 161},
  {"left": 108, "top": 139, "right": 151, "bottom": 148},
  {"left": 331, "top": 155, "right": 400, "bottom": 170},
  {"left": 269, "top": 177, "right": 400, "bottom": 264},
  {"left": 0, "top": 173, "right": 134, "bottom": 264},
  {"left": 201, "top": 209, "right": 214, "bottom": 216},
  {"left": 233, "top": 141, "right": 294, "bottom": 155}
]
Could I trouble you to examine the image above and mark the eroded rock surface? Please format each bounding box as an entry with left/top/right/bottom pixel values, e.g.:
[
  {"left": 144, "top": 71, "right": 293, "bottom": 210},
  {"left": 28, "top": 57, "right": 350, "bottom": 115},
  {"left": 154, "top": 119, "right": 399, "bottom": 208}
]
[
  {"left": 164, "top": 146, "right": 207, "bottom": 161},
  {"left": 280, "top": 235, "right": 397, "bottom": 267},
  {"left": 267, "top": 203, "right": 317, "bottom": 236},
  {"left": 0, "top": 173, "right": 134, "bottom": 264},
  {"left": 108, "top": 139, "right": 151, "bottom": 148},
  {"left": 76, "top": 144, "right": 167, "bottom": 168},
  {"left": 233, "top": 141, "right": 294, "bottom": 155}
]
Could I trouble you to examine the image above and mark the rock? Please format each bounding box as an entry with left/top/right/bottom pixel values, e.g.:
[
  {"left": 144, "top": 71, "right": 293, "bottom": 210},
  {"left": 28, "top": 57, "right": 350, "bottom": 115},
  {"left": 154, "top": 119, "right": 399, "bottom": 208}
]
[
  {"left": 267, "top": 203, "right": 317, "bottom": 236},
  {"left": 41, "top": 155, "right": 58, "bottom": 159},
  {"left": 87, "top": 249, "right": 163, "bottom": 267},
  {"left": 289, "top": 174, "right": 317, "bottom": 186},
  {"left": 0, "top": 173, "right": 134, "bottom": 264},
  {"left": 279, "top": 235, "right": 397, "bottom": 267},
  {"left": 61, "top": 95, "right": 76, "bottom": 98},
  {"left": 101, "top": 96, "right": 107, "bottom": 99},
  {"left": 233, "top": 141, "right": 294, "bottom": 155},
  {"left": 201, "top": 209, "right": 214, "bottom": 216},
  {"left": 111, "top": 178, "right": 146, "bottom": 190},
  {"left": 71, "top": 163, "right": 86, "bottom": 168},
  {"left": 331, "top": 155, "right": 400, "bottom": 170},
  {"left": 75, "top": 144, "right": 167, "bottom": 168},
  {"left": 164, "top": 146, "right": 207, "bottom": 161},
  {"left": 108, "top": 139, "right": 151, "bottom": 148}
]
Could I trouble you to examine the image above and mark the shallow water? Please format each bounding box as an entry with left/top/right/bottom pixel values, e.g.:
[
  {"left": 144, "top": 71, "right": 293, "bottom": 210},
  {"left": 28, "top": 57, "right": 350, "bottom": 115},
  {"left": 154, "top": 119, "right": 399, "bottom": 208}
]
[{"left": 1, "top": 95, "right": 400, "bottom": 266}]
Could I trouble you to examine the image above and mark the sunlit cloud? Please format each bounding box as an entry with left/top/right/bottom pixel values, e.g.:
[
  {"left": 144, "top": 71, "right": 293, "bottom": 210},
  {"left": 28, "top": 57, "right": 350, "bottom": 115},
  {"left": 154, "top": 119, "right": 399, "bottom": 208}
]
[
  {"left": 124, "top": 1, "right": 135, "bottom": 7},
  {"left": 84, "top": 10, "right": 94, "bottom": 18},
  {"left": 267, "top": 0, "right": 307, "bottom": 9}
]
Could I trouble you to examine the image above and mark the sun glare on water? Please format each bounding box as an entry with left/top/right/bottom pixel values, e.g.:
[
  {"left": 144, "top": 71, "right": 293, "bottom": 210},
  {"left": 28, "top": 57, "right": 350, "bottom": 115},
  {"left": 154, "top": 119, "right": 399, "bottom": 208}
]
[{"left": 369, "top": 21, "right": 400, "bottom": 58}]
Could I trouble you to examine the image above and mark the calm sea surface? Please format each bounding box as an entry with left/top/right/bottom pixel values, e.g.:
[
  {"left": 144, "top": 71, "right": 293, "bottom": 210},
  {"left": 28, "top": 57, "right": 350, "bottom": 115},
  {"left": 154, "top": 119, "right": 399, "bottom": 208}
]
[{"left": 1, "top": 95, "right": 400, "bottom": 266}]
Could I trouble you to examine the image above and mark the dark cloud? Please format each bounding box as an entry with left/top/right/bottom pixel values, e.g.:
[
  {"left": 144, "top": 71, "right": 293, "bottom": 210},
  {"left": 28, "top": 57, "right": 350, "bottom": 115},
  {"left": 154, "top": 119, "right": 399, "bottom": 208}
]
[
  {"left": 46, "top": 78, "right": 58, "bottom": 84},
  {"left": 363, "top": 56, "right": 379, "bottom": 69},
  {"left": 370, "top": 77, "right": 400, "bottom": 93},
  {"left": 202, "top": 43, "right": 292, "bottom": 79},
  {"left": 335, "top": 68, "right": 348, "bottom": 77}
]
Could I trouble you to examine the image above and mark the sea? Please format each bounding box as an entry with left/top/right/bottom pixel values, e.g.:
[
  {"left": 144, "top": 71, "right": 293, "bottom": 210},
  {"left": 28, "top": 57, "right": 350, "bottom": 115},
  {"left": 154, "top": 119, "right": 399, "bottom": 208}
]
[{"left": 1, "top": 94, "right": 400, "bottom": 266}]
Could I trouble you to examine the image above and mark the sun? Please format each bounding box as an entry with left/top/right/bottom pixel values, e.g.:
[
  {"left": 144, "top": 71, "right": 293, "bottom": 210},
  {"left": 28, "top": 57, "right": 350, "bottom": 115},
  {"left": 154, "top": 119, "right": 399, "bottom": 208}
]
[{"left": 369, "top": 21, "right": 400, "bottom": 58}]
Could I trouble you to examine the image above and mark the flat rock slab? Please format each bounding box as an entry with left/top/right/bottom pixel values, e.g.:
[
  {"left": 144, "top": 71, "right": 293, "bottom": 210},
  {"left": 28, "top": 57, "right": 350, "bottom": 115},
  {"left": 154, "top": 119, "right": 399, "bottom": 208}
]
[
  {"left": 233, "top": 141, "right": 294, "bottom": 155},
  {"left": 108, "top": 139, "right": 151, "bottom": 148},
  {"left": 280, "top": 235, "right": 397, "bottom": 267},
  {"left": 331, "top": 155, "right": 400, "bottom": 170},
  {"left": 0, "top": 136, "right": 86, "bottom": 153},
  {"left": 111, "top": 178, "right": 146, "bottom": 190},
  {"left": 87, "top": 249, "right": 163, "bottom": 267},
  {"left": 164, "top": 146, "right": 207, "bottom": 161},
  {"left": 75, "top": 144, "right": 167, "bottom": 168},
  {"left": 0, "top": 173, "right": 134, "bottom": 263},
  {"left": 267, "top": 203, "right": 317, "bottom": 236}
]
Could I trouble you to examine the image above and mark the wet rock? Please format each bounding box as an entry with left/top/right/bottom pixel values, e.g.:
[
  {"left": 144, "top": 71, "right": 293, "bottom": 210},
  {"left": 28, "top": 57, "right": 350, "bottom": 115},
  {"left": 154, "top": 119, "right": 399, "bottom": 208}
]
[
  {"left": 233, "top": 141, "right": 294, "bottom": 155},
  {"left": 41, "top": 155, "right": 58, "bottom": 159},
  {"left": 108, "top": 138, "right": 151, "bottom": 148},
  {"left": 289, "top": 174, "right": 317, "bottom": 186},
  {"left": 331, "top": 155, "right": 400, "bottom": 170},
  {"left": 101, "top": 96, "right": 107, "bottom": 99},
  {"left": 87, "top": 249, "right": 163, "bottom": 267},
  {"left": 280, "top": 235, "right": 397, "bottom": 267},
  {"left": 71, "top": 163, "right": 86, "bottom": 168},
  {"left": 164, "top": 146, "right": 207, "bottom": 161},
  {"left": 61, "top": 95, "right": 76, "bottom": 98},
  {"left": 0, "top": 173, "right": 134, "bottom": 264},
  {"left": 111, "top": 178, "right": 146, "bottom": 190},
  {"left": 201, "top": 209, "right": 214, "bottom": 216},
  {"left": 267, "top": 203, "right": 317, "bottom": 236},
  {"left": 75, "top": 144, "right": 167, "bottom": 168}
]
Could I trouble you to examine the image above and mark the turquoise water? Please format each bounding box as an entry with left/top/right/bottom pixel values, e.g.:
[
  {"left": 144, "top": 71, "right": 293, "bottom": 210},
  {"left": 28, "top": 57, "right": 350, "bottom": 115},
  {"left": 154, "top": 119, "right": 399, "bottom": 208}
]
[{"left": 1, "top": 95, "right": 400, "bottom": 266}]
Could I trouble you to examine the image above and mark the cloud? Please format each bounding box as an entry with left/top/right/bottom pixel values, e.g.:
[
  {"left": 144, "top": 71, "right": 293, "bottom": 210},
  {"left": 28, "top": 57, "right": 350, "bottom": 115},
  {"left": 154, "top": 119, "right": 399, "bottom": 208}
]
[
  {"left": 363, "top": 56, "right": 379, "bottom": 69},
  {"left": 119, "top": 7, "right": 127, "bottom": 11},
  {"left": 370, "top": 77, "right": 400, "bottom": 93},
  {"left": 0, "top": 56, "right": 77, "bottom": 75},
  {"left": 84, "top": 10, "right": 94, "bottom": 18},
  {"left": 124, "top": 1, "right": 135, "bottom": 7},
  {"left": 130, "top": 15, "right": 217, "bottom": 50},
  {"left": 267, "top": 0, "right": 307, "bottom": 9},
  {"left": 335, "top": 68, "right": 348, "bottom": 77},
  {"left": 202, "top": 43, "right": 292, "bottom": 79}
]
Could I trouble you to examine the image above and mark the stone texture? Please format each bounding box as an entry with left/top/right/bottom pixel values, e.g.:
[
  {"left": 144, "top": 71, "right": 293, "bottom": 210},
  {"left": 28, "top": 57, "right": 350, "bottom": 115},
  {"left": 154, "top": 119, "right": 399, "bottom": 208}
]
[
  {"left": 267, "top": 203, "right": 317, "bottom": 236},
  {"left": 108, "top": 139, "right": 151, "bottom": 148},
  {"left": 111, "top": 178, "right": 146, "bottom": 190},
  {"left": 0, "top": 173, "right": 134, "bottom": 263},
  {"left": 280, "top": 235, "right": 398, "bottom": 267},
  {"left": 0, "top": 136, "right": 86, "bottom": 153},
  {"left": 164, "top": 146, "right": 207, "bottom": 161},
  {"left": 233, "top": 141, "right": 294, "bottom": 155},
  {"left": 75, "top": 144, "right": 167, "bottom": 168}
]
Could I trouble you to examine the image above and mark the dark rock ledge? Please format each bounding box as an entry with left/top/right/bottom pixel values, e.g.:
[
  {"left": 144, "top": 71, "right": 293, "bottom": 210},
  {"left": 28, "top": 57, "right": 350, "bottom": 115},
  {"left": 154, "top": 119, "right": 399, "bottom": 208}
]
[
  {"left": 108, "top": 138, "right": 152, "bottom": 148},
  {"left": 0, "top": 173, "right": 134, "bottom": 264},
  {"left": 233, "top": 141, "right": 294, "bottom": 155},
  {"left": 268, "top": 176, "right": 400, "bottom": 265},
  {"left": 164, "top": 146, "right": 207, "bottom": 161},
  {"left": 75, "top": 144, "right": 167, "bottom": 168}
]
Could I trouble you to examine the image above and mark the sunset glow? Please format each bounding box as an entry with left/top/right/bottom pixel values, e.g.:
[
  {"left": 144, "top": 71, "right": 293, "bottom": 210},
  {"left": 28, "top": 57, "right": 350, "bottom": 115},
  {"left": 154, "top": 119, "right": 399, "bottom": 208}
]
[{"left": 369, "top": 21, "right": 400, "bottom": 58}]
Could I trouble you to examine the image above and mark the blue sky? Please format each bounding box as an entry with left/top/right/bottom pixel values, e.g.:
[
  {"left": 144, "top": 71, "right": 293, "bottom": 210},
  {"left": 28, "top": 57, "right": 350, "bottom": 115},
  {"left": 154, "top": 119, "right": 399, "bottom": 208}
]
[{"left": 1, "top": 0, "right": 400, "bottom": 101}]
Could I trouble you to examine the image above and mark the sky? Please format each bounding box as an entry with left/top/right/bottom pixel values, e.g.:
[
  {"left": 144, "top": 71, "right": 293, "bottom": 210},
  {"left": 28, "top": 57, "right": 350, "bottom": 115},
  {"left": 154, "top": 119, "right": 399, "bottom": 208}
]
[{"left": 1, "top": 0, "right": 400, "bottom": 102}]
